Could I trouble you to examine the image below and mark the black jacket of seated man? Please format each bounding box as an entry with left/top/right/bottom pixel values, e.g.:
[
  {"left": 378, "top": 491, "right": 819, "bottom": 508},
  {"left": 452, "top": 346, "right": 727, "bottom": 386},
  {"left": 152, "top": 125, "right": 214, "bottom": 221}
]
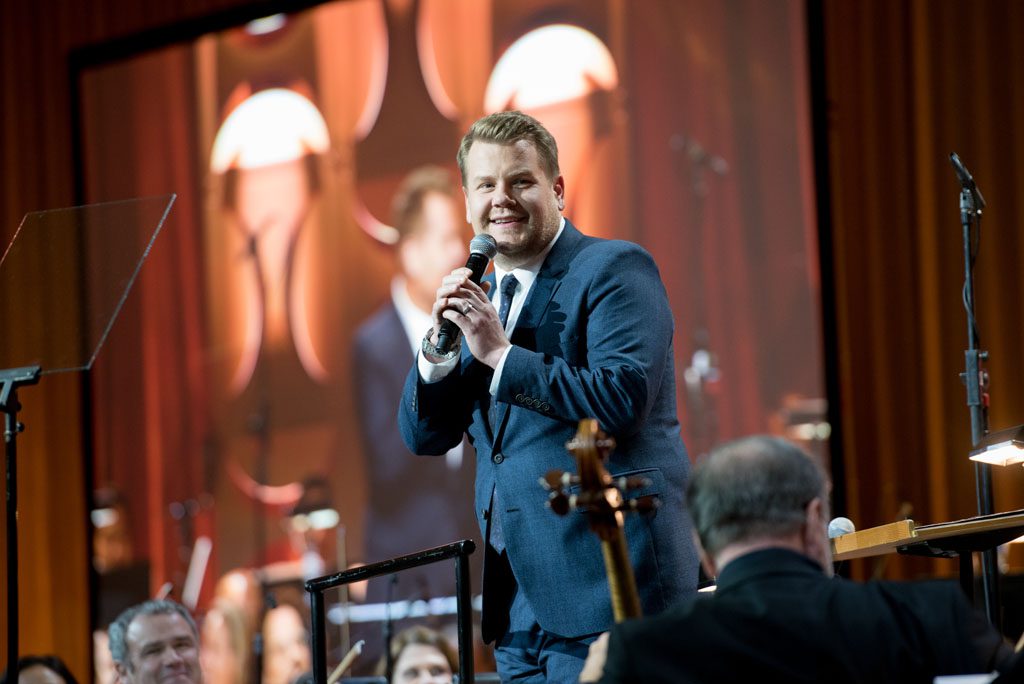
[
  {"left": 597, "top": 435, "right": 1013, "bottom": 684},
  {"left": 601, "top": 547, "right": 1010, "bottom": 683}
]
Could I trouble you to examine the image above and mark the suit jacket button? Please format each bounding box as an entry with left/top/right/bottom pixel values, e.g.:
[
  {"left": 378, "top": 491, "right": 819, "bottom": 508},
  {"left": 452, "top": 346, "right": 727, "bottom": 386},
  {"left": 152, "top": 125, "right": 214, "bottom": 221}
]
[
  {"left": 541, "top": 402, "right": 550, "bottom": 412},
  {"left": 482, "top": 508, "right": 490, "bottom": 520},
  {"left": 515, "top": 393, "right": 525, "bottom": 402},
  {"left": 492, "top": 452, "right": 504, "bottom": 464},
  {"left": 531, "top": 399, "right": 542, "bottom": 408}
]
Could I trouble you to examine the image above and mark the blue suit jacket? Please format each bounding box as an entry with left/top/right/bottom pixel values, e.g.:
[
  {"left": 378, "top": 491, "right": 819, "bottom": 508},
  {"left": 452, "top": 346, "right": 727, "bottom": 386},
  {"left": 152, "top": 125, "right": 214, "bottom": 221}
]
[{"left": 399, "top": 221, "right": 698, "bottom": 639}]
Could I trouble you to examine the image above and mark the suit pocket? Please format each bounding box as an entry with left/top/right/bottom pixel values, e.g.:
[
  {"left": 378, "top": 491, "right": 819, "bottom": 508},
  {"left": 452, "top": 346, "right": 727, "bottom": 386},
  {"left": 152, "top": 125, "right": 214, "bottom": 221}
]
[{"left": 568, "top": 466, "right": 665, "bottom": 513}]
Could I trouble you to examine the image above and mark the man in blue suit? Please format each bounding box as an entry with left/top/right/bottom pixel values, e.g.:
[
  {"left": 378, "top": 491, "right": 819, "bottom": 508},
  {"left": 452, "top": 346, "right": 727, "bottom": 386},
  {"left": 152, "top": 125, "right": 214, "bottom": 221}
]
[{"left": 398, "top": 110, "right": 698, "bottom": 681}]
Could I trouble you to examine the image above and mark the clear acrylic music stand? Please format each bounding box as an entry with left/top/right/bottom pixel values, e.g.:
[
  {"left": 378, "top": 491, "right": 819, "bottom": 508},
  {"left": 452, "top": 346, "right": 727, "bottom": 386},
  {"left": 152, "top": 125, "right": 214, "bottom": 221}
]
[{"left": 0, "top": 194, "right": 175, "bottom": 678}]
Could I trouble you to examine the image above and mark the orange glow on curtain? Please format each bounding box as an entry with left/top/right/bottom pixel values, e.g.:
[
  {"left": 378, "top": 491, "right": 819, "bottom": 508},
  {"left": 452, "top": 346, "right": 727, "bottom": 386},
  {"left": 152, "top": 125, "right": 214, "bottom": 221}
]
[
  {"left": 209, "top": 87, "right": 332, "bottom": 389},
  {"left": 484, "top": 25, "right": 619, "bottom": 111}
]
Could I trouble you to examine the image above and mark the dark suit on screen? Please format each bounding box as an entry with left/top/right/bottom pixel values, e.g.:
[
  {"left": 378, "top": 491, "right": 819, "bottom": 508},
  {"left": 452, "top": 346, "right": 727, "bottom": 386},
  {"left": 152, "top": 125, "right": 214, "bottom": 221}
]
[
  {"left": 398, "top": 220, "right": 699, "bottom": 642},
  {"left": 600, "top": 548, "right": 1011, "bottom": 684},
  {"left": 353, "top": 302, "right": 478, "bottom": 601}
]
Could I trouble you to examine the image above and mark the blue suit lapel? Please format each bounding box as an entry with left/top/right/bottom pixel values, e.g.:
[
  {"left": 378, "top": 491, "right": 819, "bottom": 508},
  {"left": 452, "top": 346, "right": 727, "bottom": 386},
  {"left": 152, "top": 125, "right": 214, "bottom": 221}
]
[
  {"left": 492, "top": 221, "right": 586, "bottom": 444},
  {"left": 511, "top": 221, "right": 583, "bottom": 337}
]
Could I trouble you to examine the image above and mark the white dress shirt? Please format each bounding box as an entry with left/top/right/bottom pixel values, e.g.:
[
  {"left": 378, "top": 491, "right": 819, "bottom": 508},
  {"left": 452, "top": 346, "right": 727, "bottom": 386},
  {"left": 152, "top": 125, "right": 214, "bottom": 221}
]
[{"left": 417, "top": 218, "right": 566, "bottom": 398}]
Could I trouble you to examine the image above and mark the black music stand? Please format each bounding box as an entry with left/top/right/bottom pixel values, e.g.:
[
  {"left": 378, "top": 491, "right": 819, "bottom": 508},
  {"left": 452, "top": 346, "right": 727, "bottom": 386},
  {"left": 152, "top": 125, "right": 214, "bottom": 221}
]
[
  {"left": 305, "top": 540, "right": 476, "bottom": 684},
  {"left": 1, "top": 195, "right": 176, "bottom": 679}
]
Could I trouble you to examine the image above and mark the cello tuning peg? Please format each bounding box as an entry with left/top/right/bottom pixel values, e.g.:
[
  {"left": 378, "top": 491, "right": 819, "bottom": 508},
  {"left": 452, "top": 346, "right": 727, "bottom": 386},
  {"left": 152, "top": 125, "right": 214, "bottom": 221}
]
[
  {"left": 631, "top": 495, "right": 661, "bottom": 515},
  {"left": 541, "top": 470, "right": 566, "bottom": 491},
  {"left": 615, "top": 476, "right": 652, "bottom": 492},
  {"left": 547, "top": 491, "right": 571, "bottom": 516}
]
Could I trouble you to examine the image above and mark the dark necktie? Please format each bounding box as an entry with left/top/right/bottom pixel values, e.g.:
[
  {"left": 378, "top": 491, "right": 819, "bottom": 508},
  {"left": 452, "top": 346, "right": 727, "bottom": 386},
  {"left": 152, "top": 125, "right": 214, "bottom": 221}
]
[
  {"left": 497, "top": 273, "right": 519, "bottom": 329},
  {"left": 488, "top": 274, "right": 520, "bottom": 430},
  {"left": 488, "top": 273, "right": 519, "bottom": 554}
]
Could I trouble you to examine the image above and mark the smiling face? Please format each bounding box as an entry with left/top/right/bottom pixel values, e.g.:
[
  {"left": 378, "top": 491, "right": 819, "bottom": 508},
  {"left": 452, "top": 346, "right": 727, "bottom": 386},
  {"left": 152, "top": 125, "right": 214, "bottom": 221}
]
[
  {"left": 461, "top": 139, "right": 564, "bottom": 270},
  {"left": 118, "top": 613, "right": 203, "bottom": 684}
]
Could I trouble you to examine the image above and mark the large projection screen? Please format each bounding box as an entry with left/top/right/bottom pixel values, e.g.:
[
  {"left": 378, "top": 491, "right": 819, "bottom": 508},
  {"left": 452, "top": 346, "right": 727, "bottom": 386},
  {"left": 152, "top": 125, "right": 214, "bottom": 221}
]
[{"left": 77, "top": 0, "right": 824, "bottom": 676}]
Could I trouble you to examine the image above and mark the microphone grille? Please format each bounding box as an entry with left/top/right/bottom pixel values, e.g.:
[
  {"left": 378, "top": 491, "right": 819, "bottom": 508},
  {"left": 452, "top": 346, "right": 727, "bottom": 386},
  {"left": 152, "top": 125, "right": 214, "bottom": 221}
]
[{"left": 469, "top": 233, "right": 498, "bottom": 258}]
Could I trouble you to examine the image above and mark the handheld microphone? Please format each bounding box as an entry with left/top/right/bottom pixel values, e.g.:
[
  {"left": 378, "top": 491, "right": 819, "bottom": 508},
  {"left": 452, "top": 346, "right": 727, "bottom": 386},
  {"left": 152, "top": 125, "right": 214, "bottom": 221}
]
[
  {"left": 828, "top": 516, "right": 856, "bottom": 539},
  {"left": 949, "top": 152, "right": 986, "bottom": 209},
  {"left": 435, "top": 233, "right": 498, "bottom": 354}
]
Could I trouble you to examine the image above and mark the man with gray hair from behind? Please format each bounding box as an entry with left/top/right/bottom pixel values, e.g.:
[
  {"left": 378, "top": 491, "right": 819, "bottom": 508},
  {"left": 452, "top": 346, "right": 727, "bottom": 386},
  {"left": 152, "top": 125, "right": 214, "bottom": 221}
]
[
  {"left": 591, "top": 435, "right": 1014, "bottom": 683},
  {"left": 109, "top": 599, "right": 203, "bottom": 684}
]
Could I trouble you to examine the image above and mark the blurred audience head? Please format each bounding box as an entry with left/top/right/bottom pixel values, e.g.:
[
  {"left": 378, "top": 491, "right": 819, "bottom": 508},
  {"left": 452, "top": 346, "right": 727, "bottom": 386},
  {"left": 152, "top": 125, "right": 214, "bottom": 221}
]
[
  {"left": 261, "top": 604, "right": 311, "bottom": 684},
  {"left": 0, "top": 655, "right": 79, "bottom": 684},
  {"left": 214, "top": 568, "right": 264, "bottom": 636},
  {"left": 378, "top": 625, "right": 457, "bottom": 684},
  {"left": 201, "top": 600, "right": 249, "bottom": 684}
]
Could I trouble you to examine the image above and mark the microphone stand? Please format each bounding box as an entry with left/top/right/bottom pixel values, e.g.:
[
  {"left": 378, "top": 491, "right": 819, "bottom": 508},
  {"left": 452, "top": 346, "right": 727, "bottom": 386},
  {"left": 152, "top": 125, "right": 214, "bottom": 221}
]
[
  {"left": 952, "top": 156, "right": 999, "bottom": 625},
  {"left": 670, "top": 134, "right": 727, "bottom": 458}
]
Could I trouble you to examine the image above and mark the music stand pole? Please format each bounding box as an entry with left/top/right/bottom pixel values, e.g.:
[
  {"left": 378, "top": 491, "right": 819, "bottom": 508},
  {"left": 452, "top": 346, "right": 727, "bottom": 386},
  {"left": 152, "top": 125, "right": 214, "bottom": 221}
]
[
  {"left": 2, "top": 365, "right": 41, "bottom": 680},
  {"left": 956, "top": 181, "right": 999, "bottom": 625}
]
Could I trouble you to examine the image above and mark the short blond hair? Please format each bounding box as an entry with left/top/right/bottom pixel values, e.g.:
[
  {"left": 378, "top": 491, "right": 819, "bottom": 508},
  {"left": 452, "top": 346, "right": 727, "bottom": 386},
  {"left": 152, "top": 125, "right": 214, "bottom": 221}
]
[{"left": 456, "top": 110, "right": 560, "bottom": 183}]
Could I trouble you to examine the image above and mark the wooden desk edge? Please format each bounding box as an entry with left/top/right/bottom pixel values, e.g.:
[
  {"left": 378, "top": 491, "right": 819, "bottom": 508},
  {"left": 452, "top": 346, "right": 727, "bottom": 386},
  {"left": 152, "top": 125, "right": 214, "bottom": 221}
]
[
  {"left": 831, "top": 511, "right": 1024, "bottom": 561},
  {"left": 832, "top": 519, "right": 917, "bottom": 561},
  {"left": 915, "top": 511, "right": 1024, "bottom": 542}
]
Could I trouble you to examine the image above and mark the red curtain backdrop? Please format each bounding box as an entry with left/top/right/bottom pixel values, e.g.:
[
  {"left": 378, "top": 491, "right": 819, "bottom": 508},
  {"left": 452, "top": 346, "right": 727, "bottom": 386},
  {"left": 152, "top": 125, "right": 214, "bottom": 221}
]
[
  {"left": 821, "top": 0, "right": 1024, "bottom": 581},
  {"left": 83, "top": 44, "right": 212, "bottom": 600},
  {"left": 7, "top": 0, "right": 1024, "bottom": 678},
  {"left": 0, "top": 0, "right": 258, "bottom": 676}
]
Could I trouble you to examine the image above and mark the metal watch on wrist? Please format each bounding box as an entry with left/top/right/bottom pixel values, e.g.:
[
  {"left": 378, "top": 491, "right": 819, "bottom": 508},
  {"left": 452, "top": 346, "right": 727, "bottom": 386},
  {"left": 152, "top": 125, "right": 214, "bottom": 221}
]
[{"left": 421, "top": 327, "right": 461, "bottom": 362}]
